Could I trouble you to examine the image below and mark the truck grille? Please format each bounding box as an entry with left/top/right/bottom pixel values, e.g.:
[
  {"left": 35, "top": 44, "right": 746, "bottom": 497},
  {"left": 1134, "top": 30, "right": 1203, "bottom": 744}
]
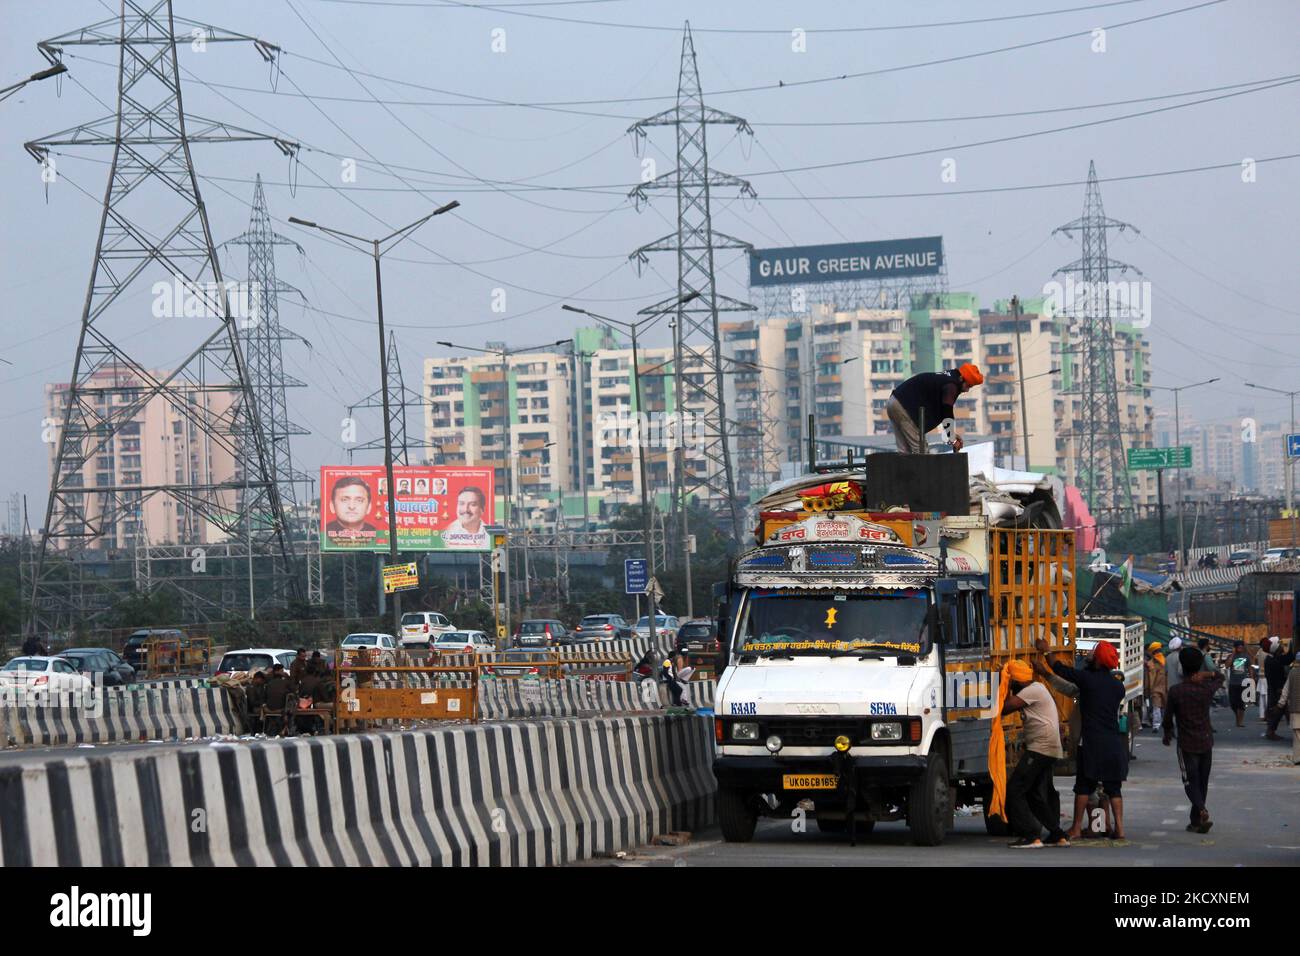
[{"left": 762, "top": 719, "right": 869, "bottom": 747}]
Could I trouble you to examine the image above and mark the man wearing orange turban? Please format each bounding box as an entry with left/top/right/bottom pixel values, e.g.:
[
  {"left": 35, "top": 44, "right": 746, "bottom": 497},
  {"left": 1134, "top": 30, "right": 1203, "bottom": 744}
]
[
  {"left": 886, "top": 365, "right": 983, "bottom": 453},
  {"left": 992, "top": 659, "right": 1069, "bottom": 849},
  {"left": 1034, "top": 637, "right": 1130, "bottom": 841}
]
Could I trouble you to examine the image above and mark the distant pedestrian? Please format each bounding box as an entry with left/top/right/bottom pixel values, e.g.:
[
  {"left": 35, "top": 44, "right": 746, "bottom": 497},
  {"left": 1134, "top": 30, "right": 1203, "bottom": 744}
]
[
  {"left": 1226, "top": 641, "right": 1251, "bottom": 728},
  {"left": 1163, "top": 646, "right": 1224, "bottom": 833},
  {"left": 1145, "top": 642, "right": 1167, "bottom": 732},
  {"left": 1196, "top": 639, "right": 1220, "bottom": 675},
  {"left": 1035, "top": 637, "right": 1128, "bottom": 841},
  {"left": 997, "top": 660, "right": 1069, "bottom": 849},
  {"left": 1277, "top": 658, "right": 1299, "bottom": 764},
  {"left": 20, "top": 635, "right": 48, "bottom": 656},
  {"left": 289, "top": 648, "right": 308, "bottom": 688},
  {"left": 1263, "top": 637, "right": 1296, "bottom": 741}
]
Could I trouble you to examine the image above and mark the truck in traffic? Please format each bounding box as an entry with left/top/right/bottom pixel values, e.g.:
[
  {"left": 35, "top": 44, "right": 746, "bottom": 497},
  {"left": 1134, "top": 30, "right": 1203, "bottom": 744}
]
[{"left": 713, "top": 486, "right": 1077, "bottom": 846}]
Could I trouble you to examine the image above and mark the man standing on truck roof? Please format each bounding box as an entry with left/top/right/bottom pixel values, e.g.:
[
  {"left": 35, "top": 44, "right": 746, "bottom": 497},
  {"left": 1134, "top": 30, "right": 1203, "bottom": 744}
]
[
  {"left": 998, "top": 660, "right": 1070, "bottom": 849},
  {"left": 886, "top": 364, "right": 983, "bottom": 454},
  {"left": 1163, "top": 646, "right": 1224, "bottom": 833},
  {"left": 1035, "top": 637, "right": 1129, "bottom": 842}
]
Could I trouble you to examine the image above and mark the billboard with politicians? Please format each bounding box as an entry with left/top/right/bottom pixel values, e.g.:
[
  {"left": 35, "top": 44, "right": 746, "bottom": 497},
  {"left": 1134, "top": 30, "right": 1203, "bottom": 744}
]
[{"left": 319, "top": 466, "right": 495, "bottom": 552}]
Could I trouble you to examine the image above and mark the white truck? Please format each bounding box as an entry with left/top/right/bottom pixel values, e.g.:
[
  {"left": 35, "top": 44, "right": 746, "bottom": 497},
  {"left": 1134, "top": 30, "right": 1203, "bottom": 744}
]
[{"left": 713, "top": 505, "right": 1077, "bottom": 846}]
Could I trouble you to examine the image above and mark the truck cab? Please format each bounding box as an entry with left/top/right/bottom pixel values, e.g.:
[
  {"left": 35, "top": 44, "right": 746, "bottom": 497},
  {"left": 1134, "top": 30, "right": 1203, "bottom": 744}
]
[{"left": 713, "top": 506, "right": 1074, "bottom": 846}]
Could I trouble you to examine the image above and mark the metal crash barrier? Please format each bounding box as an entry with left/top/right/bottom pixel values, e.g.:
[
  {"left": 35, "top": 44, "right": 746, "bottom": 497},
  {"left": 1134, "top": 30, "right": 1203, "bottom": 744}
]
[{"left": 143, "top": 635, "right": 212, "bottom": 679}]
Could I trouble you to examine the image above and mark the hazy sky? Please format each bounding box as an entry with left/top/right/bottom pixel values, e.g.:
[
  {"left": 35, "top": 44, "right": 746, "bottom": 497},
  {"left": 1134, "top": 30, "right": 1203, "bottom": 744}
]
[{"left": 2, "top": 0, "right": 1297, "bottom": 512}]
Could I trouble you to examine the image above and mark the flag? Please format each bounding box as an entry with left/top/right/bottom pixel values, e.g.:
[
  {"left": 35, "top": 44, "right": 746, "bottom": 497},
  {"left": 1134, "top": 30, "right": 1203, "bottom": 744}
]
[{"left": 1119, "top": 555, "right": 1134, "bottom": 598}]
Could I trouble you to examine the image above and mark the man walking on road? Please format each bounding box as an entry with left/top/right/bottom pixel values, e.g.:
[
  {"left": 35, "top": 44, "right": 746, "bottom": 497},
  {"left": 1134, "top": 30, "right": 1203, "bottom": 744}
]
[
  {"left": 1145, "top": 642, "right": 1167, "bottom": 731},
  {"left": 886, "top": 364, "right": 982, "bottom": 453},
  {"left": 998, "top": 660, "right": 1069, "bottom": 848},
  {"left": 1263, "top": 637, "right": 1296, "bottom": 740},
  {"left": 1165, "top": 637, "right": 1185, "bottom": 692},
  {"left": 1277, "top": 657, "right": 1299, "bottom": 764},
  {"left": 1227, "top": 641, "right": 1251, "bottom": 728},
  {"left": 1163, "top": 646, "right": 1224, "bottom": 833}
]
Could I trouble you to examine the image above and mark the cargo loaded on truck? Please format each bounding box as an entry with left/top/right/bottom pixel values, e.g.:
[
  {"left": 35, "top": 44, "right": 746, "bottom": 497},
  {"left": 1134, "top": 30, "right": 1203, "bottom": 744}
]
[{"left": 713, "top": 459, "right": 1078, "bottom": 846}]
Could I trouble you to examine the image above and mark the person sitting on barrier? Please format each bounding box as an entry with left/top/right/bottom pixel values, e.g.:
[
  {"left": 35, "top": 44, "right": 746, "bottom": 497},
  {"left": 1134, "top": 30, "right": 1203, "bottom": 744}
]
[
  {"left": 660, "top": 648, "right": 693, "bottom": 708},
  {"left": 246, "top": 671, "right": 268, "bottom": 735},
  {"left": 263, "top": 663, "right": 293, "bottom": 736},
  {"left": 289, "top": 648, "right": 308, "bottom": 689},
  {"left": 294, "top": 661, "right": 327, "bottom": 735}
]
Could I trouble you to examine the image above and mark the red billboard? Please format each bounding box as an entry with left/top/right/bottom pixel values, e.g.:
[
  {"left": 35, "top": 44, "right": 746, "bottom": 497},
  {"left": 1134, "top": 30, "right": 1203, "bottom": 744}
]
[{"left": 319, "top": 466, "right": 495, "bottom": 552}]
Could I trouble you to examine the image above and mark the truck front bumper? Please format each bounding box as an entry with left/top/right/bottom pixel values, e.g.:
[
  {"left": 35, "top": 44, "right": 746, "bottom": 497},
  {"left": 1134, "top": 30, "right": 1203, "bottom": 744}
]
[{"left": 713, "top": 754, "right": 928, "bottom": 792}]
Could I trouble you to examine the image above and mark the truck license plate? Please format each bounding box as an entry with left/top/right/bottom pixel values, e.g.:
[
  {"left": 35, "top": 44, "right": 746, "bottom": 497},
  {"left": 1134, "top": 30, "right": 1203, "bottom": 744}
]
[{"left": 782, "top": 774, "right": 838, "bottom": 790}]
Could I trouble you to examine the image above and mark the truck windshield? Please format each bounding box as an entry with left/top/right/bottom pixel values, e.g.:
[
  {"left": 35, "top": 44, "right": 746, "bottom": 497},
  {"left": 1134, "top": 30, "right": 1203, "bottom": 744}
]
[{"left": 737, "top": 589, "right": 930, "bottom": 657}]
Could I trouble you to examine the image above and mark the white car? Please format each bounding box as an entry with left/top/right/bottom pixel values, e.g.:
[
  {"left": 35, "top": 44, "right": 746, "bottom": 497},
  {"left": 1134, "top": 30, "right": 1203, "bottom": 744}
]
[
  {"left": 215, "top": 647, "right": 298, "bottom": 677},
  {"left": 1261, "top": 547, "right": 1300, "bottom": 567},
  {"left": 432, "top": 630, "right": 494, "bottom": 654},
  {"left": 633, "top": 615, "right": 680, "bottom": 642},
  {"left": 399, "top": 611, "right": 457, "bottom": 648},
  {"left": 340, "top": 633, "right": 398, "bottom": 667},
  {"left": 0, "top": 656, "right": 93, "bottom": 693}
]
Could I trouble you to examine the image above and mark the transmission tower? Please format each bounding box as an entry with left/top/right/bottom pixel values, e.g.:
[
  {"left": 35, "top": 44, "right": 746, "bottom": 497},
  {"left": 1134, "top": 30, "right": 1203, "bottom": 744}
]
[
  {"left": 347, "top": 332, "right": 431, "bottom": 465},
  {"left": 1053, "top": 161, "right": 1140, "bottom": 531},
  {"left": 223, "top": 174, "right": 316, "bottom": 603},
  {"left": 24, "top": 1, "right": 299, "bottom": 632},
  {"left": 629, "top": 22, "right": 755, "bottom": 544}
]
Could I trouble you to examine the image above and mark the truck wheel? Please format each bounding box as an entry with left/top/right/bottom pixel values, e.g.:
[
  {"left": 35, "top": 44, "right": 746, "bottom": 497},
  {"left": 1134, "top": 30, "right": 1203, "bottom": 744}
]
[
  {"left": 718, "top": 787, "right": 758, "bottom": 843},
  {"left": 1127, "top": 703, "right": 1139, "bottom": 759},
  {"left": 907, "top": 751, "right": 951, "bottom": 847}
]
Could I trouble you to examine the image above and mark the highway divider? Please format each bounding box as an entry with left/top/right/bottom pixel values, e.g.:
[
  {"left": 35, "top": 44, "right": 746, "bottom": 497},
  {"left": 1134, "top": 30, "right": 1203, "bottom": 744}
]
[
  {"left": 0, "top": 684, "right": 239, "bottom": 748},
  {"left": 0, "top": 714, "right": 715, "bottom": 866}
]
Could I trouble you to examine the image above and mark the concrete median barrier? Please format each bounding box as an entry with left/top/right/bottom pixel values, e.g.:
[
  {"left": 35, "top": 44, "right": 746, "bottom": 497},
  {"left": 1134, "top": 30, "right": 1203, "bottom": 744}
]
[
  {"left": 1, "top": 685, "right": 240, "bottom": 748},
  {"left": 0, "top": 714, "right": 715, "bottom": 866}
]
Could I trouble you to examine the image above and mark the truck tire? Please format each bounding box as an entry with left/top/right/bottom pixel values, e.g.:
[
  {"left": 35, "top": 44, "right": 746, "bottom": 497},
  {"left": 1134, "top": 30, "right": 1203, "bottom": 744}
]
[
  {"left": 907, "top": 751, "right": 951, "bottom": 847},
  {"left": 1127, "top": 702, "right": 1139, "bottom": 759},
  {"left": 718, "top": 787, "right": 758, "bottom": 843}
]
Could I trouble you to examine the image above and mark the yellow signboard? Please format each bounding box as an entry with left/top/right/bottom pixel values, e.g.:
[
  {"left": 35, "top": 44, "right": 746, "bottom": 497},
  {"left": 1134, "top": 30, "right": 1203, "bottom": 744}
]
[{"left": 382, "top": 561, "right": 419, "bottom": 594}]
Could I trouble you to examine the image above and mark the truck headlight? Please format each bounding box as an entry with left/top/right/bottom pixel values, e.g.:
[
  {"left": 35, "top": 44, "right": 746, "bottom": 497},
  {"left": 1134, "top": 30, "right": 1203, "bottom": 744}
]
[
  {"left": 731, "top": 722, "right": 759, "bottom": 741},
  {"left": 871, "top": 722, "right": 903, "bottom": 741}
]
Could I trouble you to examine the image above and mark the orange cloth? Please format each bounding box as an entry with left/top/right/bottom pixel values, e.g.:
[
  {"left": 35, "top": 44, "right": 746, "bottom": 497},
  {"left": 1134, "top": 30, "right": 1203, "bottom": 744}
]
[
  {"left": 1094, "top": 641, "right": 1120, "bottom": 670},
  {"left": 986, "top": 659, "right": 1031, "bottom": 822},
  {"left": 958, "top": 364, "right": 984, "bottom": 387}
]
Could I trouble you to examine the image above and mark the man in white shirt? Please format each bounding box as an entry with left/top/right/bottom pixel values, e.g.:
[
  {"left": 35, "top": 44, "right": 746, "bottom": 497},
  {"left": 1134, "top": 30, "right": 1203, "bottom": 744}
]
[{"left": 1001, "top": 660, "right": 1069, "bottom": 848}]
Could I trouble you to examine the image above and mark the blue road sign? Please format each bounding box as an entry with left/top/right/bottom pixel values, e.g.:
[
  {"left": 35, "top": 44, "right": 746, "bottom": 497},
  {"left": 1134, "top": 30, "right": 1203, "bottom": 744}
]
[
  {"left": 624, "top": 558, "right": 648, "bottom": 595},
  {"left": 1287, "top": 434, "right": 1300, "bottom": 458}
]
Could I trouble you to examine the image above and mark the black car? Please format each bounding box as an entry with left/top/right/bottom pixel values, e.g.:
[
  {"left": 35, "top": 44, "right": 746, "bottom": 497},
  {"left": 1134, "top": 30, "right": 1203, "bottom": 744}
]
[
  {"left": 59, "top": 647, "right": 136, "bottom": 687},
  {"left": 121, "top": 628, "right": 184, "bottom": 669},
  {"left": 515, "top": 619, "right": 571, "bottom": 648},
  {"left": 676, "top": 618, "right": 718, "bottom": 650}
]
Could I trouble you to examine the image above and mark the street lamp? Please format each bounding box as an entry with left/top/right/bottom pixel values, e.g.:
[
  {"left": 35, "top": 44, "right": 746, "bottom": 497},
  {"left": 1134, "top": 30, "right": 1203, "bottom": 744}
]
[
  {"left": 0, "top": 62, "right": 66, "bottom": 103},
  {"left": 289, "top": 200, "right": 460, "bottom": 639},
  {"left": 437, "top": 337, "right": 571, "bottom": 635},
  {"left": 1244, "top": 382, "right": 1299, "bottom": 547},
  {"left": 562, "top": 291, "right": 700, "bottom": 631},
  {"left": 1149, "top": 377, "right": 1220, "bottom": 570}
]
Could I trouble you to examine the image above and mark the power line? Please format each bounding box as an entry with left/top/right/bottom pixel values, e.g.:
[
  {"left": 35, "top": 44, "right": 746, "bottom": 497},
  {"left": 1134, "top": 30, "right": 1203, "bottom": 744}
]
[
  {"left": 318, "top": 0, "right": 1161, "bottom": 34},
  {"left": 280, "top": 0, "right": 1228, "bottom": 108}
]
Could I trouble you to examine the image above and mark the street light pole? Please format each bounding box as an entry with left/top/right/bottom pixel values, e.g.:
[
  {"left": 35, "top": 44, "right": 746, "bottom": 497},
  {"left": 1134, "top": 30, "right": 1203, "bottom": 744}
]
[
  {"left": 1245, "top": 382, "right": 1299, "bottom": 547},
  {"left": 1150, "top": 377, "right": 1219, "bottom": 570},
  {"left": 289, "top": 200, "right": 459, "bottom": 639},
  {"left": 562, "top": 292, "right": 698, "bottom": 637},
  {"left": 437, "top": 337, "right": 572, "bottom": 633}
]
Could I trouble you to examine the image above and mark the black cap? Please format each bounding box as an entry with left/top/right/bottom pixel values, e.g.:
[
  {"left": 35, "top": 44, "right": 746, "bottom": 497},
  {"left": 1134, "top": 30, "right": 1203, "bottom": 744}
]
[{"left": 272, "top": 663, "right": 285, "bottom": 671}]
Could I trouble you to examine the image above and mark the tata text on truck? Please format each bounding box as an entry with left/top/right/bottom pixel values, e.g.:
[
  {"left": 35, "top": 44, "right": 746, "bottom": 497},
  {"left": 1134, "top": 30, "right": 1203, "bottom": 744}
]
[{"left": 713, "top": 471, "right": 1077, "bottom": 846}]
